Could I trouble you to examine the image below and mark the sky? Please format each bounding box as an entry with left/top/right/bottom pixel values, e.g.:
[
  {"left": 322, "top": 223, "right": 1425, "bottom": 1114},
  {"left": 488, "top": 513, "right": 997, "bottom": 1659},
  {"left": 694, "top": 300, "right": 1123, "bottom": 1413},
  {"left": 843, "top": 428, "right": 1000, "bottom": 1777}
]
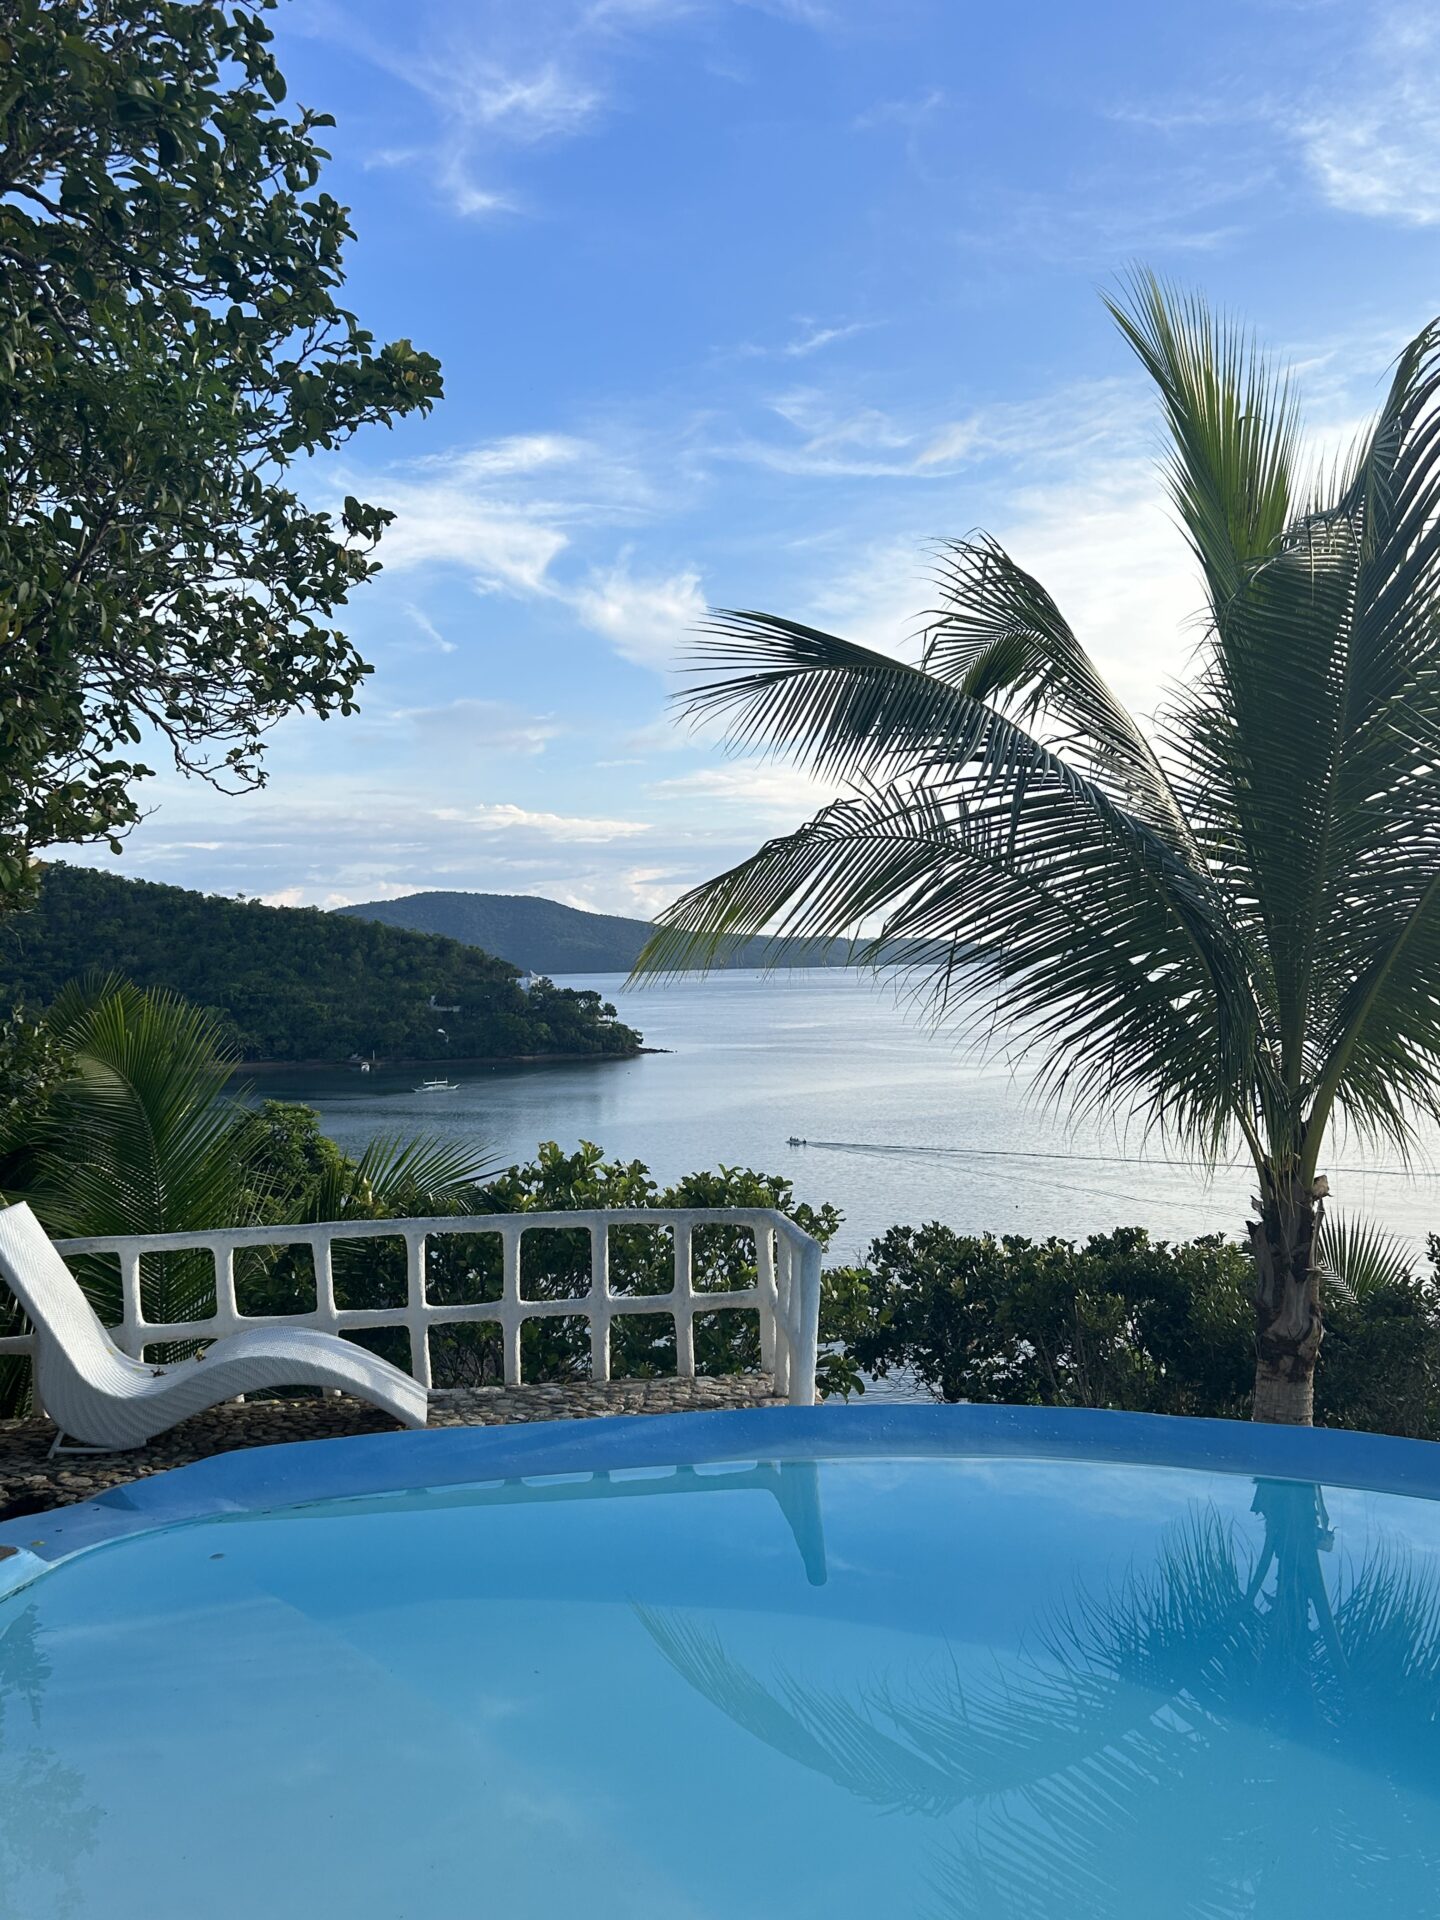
[{"left": 67, "top": 0, "right": 1440, "bottom": 917}]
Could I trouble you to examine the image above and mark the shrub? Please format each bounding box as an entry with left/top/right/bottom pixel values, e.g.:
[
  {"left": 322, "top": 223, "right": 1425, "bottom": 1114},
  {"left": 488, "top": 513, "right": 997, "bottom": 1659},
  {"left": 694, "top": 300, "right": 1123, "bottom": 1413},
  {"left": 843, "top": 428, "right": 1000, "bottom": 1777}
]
[{"left": 820, "top": 1222, "right": 1440, "bottom": 1437}]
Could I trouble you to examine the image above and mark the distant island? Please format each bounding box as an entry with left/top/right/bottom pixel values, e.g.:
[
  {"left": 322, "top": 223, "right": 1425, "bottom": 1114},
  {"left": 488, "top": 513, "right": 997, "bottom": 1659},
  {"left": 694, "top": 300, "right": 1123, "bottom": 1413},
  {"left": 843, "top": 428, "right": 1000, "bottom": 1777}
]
[
  {"left": 2, "top": 865, "right": 643, "bottom": 1065},
  {"left": 335, "top": 890, "right": 855, "bottom": 976}
]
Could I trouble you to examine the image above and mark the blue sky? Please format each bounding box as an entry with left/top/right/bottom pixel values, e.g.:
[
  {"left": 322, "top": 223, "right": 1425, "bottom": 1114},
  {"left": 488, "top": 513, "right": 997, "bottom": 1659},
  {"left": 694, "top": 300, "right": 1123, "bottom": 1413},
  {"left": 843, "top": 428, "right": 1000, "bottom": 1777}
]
[{"left": 74, "top": 0, "right": 1440, "bottom": 916}]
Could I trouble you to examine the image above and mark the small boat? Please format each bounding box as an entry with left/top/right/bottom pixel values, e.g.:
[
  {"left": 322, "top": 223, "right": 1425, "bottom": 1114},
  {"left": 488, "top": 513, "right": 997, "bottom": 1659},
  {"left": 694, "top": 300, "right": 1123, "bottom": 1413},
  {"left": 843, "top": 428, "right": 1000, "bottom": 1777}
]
[{"left": 414, "top": 1077, "right": 460, "bottom": 1093}]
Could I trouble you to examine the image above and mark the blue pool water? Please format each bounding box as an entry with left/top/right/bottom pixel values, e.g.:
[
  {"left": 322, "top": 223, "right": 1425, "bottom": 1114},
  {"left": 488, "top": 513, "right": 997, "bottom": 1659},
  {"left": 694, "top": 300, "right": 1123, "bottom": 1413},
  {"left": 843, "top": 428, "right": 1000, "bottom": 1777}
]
[{"left": 3, "top": 1408, "right": 1440, "bottom": 1918}]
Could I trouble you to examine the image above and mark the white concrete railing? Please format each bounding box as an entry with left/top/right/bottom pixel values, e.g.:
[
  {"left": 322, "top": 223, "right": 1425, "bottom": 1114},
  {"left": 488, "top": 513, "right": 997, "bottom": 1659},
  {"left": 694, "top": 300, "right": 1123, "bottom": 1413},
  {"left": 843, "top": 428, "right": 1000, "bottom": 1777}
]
[{"left": 0, "top": 1209, "right": 824, "bottom": 1405}]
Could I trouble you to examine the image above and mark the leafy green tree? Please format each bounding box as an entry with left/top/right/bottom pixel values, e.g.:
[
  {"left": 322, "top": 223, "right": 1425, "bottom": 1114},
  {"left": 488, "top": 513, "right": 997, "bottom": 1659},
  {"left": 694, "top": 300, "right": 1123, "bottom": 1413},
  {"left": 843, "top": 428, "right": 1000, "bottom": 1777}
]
[
  {"left": 0, "top": 0, "right": 442, "bottom": 902},
  {"left": 640, "top": 277, "right": 1440, "bottom": 1424}
]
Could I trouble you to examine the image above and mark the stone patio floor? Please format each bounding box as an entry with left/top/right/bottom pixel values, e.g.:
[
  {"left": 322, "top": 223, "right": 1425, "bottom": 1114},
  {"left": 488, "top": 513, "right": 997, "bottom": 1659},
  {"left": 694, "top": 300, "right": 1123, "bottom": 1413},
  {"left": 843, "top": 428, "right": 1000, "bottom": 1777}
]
[{"left": 0, "top": 1375, "right": 784, "bottom": 1519}]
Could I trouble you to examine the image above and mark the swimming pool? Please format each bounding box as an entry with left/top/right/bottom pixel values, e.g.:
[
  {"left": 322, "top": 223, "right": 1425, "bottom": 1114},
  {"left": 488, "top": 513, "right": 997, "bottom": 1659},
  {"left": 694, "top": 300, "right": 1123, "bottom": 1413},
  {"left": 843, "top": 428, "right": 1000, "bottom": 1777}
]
[{"left": 2, "top": 1405, "right": 1439, "bottom": 1918}]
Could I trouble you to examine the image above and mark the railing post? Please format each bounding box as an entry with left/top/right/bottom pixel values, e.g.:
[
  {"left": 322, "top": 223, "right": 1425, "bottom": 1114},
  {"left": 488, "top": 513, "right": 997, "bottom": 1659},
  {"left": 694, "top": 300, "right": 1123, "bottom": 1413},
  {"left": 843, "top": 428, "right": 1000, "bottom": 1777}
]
[
  {"left": 673, "top": 1218, "right": 695, "bottom": 1378},
  {"left": 589, "top": 1220, "right": 610, "bottom": 1382},
  {"left": 118, "top": 1248, "right": 144, "bottom": 1358},
  {"left": 772, "top": 1236, "right": 792, "bottom": 1399},
  {"left": 501, "top": 1223, "right": 523, "bottom": 1385},
  {"left": 313, "top": 1231, "right": 339, "bottom": 1336},
  {"left": 790, "top": 1237, "right": 822, "bottom": 1406},
  {"left": 756, "top": 1226, "right": 777, "bottom": 1375},
  {"left": 213, "top": 1242, "right": 239, "bottom": 1338},
  {"left": 405, "top": 1231, "right": 432, "bottom": 1389}
]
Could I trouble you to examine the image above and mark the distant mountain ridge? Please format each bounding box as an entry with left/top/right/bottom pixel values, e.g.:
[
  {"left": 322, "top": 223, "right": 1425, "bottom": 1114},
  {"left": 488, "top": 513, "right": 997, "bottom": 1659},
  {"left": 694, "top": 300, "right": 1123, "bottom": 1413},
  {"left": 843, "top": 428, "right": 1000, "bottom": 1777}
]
[{"left": 335, "top": 890, "right": 854, "bottom": 975}]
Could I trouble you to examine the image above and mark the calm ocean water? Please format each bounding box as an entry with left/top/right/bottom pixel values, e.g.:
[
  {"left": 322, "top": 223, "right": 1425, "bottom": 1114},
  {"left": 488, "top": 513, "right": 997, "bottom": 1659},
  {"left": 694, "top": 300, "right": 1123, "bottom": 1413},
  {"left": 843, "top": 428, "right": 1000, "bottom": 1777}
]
[{"left": 250, "top": 969, "right": 1440, "bottom": 1265}]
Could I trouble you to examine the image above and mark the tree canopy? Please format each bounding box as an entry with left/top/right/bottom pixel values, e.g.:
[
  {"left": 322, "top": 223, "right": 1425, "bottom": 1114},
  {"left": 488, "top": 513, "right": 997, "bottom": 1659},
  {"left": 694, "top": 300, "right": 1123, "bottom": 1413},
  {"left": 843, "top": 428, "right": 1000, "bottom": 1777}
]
[{"left": 0, "top": 0, "right": 442, "bottom": 904}]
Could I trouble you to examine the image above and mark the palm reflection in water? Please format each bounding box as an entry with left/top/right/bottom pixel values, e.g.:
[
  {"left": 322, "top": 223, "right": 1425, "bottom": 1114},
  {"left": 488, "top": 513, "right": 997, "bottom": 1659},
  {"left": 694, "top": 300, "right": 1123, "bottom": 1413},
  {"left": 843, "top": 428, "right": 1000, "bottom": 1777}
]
[{"left": 642, "top": 1478, "right": 1440, "bottom": 1917}]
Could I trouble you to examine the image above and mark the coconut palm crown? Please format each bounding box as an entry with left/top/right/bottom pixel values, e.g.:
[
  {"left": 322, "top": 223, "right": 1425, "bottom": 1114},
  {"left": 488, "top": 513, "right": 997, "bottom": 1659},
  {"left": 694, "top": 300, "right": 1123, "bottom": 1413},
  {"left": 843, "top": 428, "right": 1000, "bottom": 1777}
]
[{"left": 637, "top": 277, "right": 1440, "bottom": 1425}]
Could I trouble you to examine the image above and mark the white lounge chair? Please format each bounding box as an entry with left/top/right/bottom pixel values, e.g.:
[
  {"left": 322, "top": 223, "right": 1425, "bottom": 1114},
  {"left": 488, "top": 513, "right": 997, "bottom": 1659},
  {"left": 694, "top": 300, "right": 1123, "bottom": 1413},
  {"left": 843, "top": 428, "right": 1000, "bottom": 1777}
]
[{"left": 0, "top": 1202, "right": 428, "bottom": 1450}]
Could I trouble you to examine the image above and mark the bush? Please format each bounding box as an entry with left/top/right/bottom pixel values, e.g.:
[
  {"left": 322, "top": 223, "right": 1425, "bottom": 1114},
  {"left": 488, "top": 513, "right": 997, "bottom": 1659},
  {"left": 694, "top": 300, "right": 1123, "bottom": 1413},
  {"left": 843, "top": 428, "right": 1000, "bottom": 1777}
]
[{"left": 820, "top": 1222, "right": 1440, "bottom": 1437}]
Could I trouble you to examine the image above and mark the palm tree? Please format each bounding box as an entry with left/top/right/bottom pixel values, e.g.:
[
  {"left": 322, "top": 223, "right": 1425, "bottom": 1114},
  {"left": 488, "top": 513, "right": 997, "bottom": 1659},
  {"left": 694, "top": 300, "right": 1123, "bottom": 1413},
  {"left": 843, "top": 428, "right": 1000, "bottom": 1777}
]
[{"left": 637, "top": 277, "right": 1440, "bottom": 1425}]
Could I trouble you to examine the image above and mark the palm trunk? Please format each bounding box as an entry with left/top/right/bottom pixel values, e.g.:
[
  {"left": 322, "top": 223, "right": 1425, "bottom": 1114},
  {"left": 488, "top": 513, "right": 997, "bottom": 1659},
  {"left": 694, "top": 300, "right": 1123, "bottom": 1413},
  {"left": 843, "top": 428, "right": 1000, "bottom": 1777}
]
[{"left": 1248, "top": 1175, "right": 1323, "bottom": 1425}]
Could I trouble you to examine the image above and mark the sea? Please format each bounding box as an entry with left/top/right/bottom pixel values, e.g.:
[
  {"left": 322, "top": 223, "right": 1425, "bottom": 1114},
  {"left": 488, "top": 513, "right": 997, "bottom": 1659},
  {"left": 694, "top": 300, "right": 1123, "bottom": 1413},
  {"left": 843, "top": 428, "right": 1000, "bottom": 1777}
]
[{"left": 250, "top": 969, "right": 1440, "bottom": 1267}]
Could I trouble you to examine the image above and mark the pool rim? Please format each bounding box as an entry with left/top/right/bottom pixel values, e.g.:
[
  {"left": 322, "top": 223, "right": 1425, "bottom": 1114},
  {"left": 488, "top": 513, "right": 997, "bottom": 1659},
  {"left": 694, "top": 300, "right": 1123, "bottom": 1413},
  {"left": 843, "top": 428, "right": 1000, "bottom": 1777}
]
[{"left": 3, "top": 1402, "right": 1440, "bottom": 1596}]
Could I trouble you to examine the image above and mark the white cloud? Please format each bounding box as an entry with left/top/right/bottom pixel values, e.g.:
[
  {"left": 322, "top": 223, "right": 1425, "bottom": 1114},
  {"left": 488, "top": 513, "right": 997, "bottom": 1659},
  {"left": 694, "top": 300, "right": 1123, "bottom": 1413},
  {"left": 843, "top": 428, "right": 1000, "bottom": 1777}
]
[
  {"left": 327, "top": 0, "right": 746, "bottom": 218},
  {"left": 258, "top": 884, "right": 363, "bottom": 910},
  {"left": 569, "top": 556, "right": 706, "bottom": 669},
  {"left": 391, "top": 698, "right": 563, "bottom": 755},
  {"left": 651, "top": 763, "right": 841, "bottom": 819},
  {"left": 430, "top": 801, "right": 650, "bottom": 841},
  {"left": 340, "top": 431, "right": 706, "bottom": 673},
  {"left": 437, "top": 59, "right": 603, "bottom": 143},
  {"left": 1297, "top": 17, "right": 1440, "bottom": 224},
  {"left": 1107, "top": 12, "right": 1440, "bottom": 232},
  {"left": 722, "top": 375, "right": 1146, "bottom": 483},
  {"left": 402, "top": 605, "right": 458, "bottom": 654},
  {"left": 733, "top": 319, "right": 879, "bottom": 361},
  {"left": 421, "top": 434, "right": 590, "bottom": 479},
  {"left": 990, "top": 463, "right": 1203, "bottom": 724},
  {"left": 376, "top": 482, "right": 569, "bottom": 593}
]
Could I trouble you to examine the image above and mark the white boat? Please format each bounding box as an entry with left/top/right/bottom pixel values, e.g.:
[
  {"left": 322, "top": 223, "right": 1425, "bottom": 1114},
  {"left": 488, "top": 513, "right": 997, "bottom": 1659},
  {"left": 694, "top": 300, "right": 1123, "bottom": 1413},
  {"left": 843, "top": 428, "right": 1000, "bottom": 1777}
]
[{"left": 414, "top": 1077, "right": 460, "bottom": 1092}]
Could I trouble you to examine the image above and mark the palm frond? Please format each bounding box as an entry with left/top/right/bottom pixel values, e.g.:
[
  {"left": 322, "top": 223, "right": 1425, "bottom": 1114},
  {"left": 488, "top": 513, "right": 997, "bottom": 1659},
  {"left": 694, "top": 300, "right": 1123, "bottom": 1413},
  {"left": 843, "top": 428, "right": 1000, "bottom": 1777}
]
[
  {"left": 10, "top": 977, "right": 264, "bottom": 1329},
  {"left": 922, "top": 534, "right": 1195, "bottom": 845},
  {"left": 300, "top": 1131, "right": 493, "bottom": 1223},
  {"left": 677, "top": 610, "right": 1019, "bottom": 786},
  {"left": 639, "top": 738, "right": 1261, "bottom": 1147},
  {"left": 1106, "top": 269, "right": 1298, "bottom": 599},
  {"left": 645, "top": 280, "right": 1440, "bottom": 1229},
  {"left": 29, "top": 977, "right": 255, "bottom": 1243},
  {"left": 1315, "top": 1209, "right": 1416, "bottom": 1303}
]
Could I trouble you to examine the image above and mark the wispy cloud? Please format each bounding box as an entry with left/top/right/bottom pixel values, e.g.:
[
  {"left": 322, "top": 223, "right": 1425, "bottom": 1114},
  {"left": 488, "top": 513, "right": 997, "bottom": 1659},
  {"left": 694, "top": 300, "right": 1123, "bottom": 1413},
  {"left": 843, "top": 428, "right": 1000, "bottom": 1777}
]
[
  {"left": 1108, "top": 10, "right": 1440, "bottom": 231},
  {"left": 569, "top": 555, "right": 706, "bottom": 669},
  {"left": 340, "top": 430, "right": 702, "bottom": 671},
  {"left": 319, "top": 0, "right": 783, "bottom": 218},
  {"left": 953, "top": 165, "right": 1257, "bottom": 269},
  {"left": 390, "top": 698, "right": 563, "bottom": 755},
  {"left": 720, "top": 375, "right": 1147, "bottom": 481},
  {"left": 732, "top": 318, "right": 879, "bottom": 361},
  {"left": 651, "top": 763, "right": 840, "bottom": 819},
  {"left": 402, "top": 605, "right": 458, "bottom": 654},
  {"left": 430, "top": 800, "right": 650, "bottom": 840},
  {"left": 1296, "top": 14, "right": 1440, "bottom": 224}
]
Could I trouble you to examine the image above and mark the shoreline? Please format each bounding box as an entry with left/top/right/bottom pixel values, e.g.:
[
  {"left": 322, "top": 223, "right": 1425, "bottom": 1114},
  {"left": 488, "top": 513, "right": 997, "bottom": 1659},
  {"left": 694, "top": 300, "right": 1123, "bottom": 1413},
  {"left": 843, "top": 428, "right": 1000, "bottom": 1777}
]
[{"left": 244, "top": 1046, "right": 668, "bottom": 1071}]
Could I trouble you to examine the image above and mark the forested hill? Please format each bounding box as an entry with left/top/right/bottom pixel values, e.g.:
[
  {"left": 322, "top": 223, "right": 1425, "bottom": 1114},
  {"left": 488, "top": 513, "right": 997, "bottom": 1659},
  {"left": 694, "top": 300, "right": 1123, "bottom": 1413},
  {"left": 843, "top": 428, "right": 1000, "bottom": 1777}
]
[
  {"left": 336, "top": 890, "right": 853, "bottom": 974},
  {"left": 0, "top": 866, "right": 643, "bottom": 1064}
]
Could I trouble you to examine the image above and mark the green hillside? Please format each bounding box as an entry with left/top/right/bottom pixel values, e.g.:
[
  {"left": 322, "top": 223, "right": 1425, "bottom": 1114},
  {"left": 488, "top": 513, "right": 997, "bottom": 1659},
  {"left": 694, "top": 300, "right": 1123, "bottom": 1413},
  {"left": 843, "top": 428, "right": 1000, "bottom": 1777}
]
[
  {"left": 0, "top": 866, "right": 642, "bottom": 1064},
  {"left": 335, "top": 890, "right": 853, "bottom": 974}
]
